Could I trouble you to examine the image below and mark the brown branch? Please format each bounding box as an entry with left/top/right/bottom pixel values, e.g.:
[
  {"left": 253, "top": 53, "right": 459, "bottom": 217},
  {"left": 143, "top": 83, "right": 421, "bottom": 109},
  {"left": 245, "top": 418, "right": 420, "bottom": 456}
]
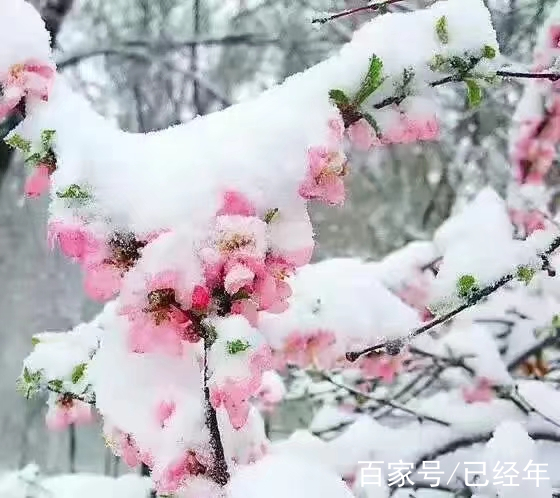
[
  {"left": 318, "top": 371, "right": 451, "bottom": 426},
  {"left": 346, "top": 235, "right": 560, "bottom": 362},
  {"left": 312, "top": 0, "right": 403, "bottom": 24},
  {"left": 497, "top": 70, "right": 560, "bottom": 81},
  {"left": 201, "top": 326, "right": 230, "bottom": 486}
]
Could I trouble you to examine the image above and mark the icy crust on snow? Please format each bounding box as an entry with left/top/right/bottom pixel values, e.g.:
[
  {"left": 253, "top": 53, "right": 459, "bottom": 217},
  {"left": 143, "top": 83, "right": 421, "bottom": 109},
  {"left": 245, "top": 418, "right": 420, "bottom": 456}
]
[
  {"left": 12, "top": 0, "right": 499, "bottom": 237},
  {"left": 259, "top": 258, "right": 421, "bottom": 360}
]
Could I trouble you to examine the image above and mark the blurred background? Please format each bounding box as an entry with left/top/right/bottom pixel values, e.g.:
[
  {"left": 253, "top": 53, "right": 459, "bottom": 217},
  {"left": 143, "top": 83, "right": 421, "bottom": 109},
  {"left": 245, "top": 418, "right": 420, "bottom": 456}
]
[{"left": 0, "top": 0, "right": 555, "bottom": 477}]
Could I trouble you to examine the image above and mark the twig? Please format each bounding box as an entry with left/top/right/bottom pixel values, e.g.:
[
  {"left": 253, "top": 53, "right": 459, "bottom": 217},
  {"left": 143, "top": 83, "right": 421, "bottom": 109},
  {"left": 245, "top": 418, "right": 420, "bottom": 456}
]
[
  {"left": 347, "top": 235, "right": 560, "bottom": 362},
  {"left": 497, "top": 70, "right": 560, "bottom": 81},
  {"left": 319, "top": 371, "right": 451, "bottom": 426},
  {"left": 202, "top": 331, "right": 230, "bottom": 486},
  {"left": 312, "top": 0, "right": 402, "bottom": 24}
]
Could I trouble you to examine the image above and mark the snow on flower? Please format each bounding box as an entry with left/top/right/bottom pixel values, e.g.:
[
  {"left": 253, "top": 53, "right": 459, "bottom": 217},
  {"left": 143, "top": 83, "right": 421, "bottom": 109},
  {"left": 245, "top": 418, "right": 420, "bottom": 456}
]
[
  {"left": 0, "top": 60, "right": 54, "bottom": 120},
  {"left": 254, "top": 371, "right": 286, "bottom": 413},
  {"left": 461, "top": 377, "right": 495, "bottom": 404},
  {"left": 299, "top": 118, "right": 348, "bottom": 206},
  {"left": 45, "top": 393, "right": 93, "bottom": 431},
  {"left": 208, "top": 315, "right": 272, "bottom": 430},
  {"left": 24, "top": 162, "right": 52, "bottom": 197}
]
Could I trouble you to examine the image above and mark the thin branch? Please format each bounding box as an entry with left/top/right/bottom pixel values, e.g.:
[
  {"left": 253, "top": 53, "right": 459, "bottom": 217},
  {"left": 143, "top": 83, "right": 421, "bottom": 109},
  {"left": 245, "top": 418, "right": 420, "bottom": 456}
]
[
  {"left": 347, "top": 235, "right": 560, "bottom": 362},
  {"left": 57, "top": 34, "right": 277, "bottom": 68},
  {"left": 507, "top": 332, "right": 560, "bottom": 372},
  {"left": 497, "top": 69, "right": 560, "bottom": 81},
  {"left": 312, "top": 0, "right": 403, "bottom": 24},
  {"left": 202, "top": 329, "right": 230, "bottom": 486},
  {"left": 319, "top": 371, "right": 451, "bottom": 426}
]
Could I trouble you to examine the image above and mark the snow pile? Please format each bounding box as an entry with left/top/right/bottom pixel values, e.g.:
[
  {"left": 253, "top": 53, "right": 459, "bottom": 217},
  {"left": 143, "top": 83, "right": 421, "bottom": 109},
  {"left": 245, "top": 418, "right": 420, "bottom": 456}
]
[
  {"left": 259, "top": 258, "right": 421, "bottom": 369},
  {"left": 0, "top": 465, "right": 151, "bottom": 498}
]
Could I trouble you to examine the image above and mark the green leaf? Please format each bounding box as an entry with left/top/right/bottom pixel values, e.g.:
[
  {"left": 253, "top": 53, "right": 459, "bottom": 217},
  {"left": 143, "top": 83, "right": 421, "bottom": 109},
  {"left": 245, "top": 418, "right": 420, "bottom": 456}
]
[
  {"left": 227, "top": 339, "right": 251, "bottom": 355},
  {"left": 5, "top": 134, "right": 31, "bottom": 153},
  {"left": 31, "top": 336, "right": 40, "bottom": 346},
  {"left": 264, "top": 208, "right": 279, "bottom": 224},
  {"left": 465, "top": 79, "right": 483, "bottom": 108},
  {"left": 516, "top": 265, "right": 536, "bottom": 285},
  {"left": 429, "top": 54, "right": 447, "bottom": 71},
  {"left": 435, "top": 16, "right": 449, "bottom": 44},
  {"left": 56, "top": 184, "right": 90, "bottom": 200},
  {"left": 231, "top": 288, "right": 251, "bottom": 301},
  {"left": 457, "top": 274, "right": 478, "bottom": 299},
  {"left": 363, "top": 112, "right": 382, "bottom": 138},
  {"left": 354, "top": 55, "right": 386, "bottom": 105},
  {"left": 23, "top": 367, "right": 32, "bottom": 384},
  {"left": 48, "top": 379, "right": 64, "bottom": 391},
  {"left": 71, "top": 363, "right": 87, "bottom": 384},
  {"left": 24, "top": 152, "right": 42, "bottom": 165},
  {"left": 328, "top": 89, "right": 350, "bottom": 107},
  {"left": 40, "top": 129, "right": 56, "bottom": 151},
  {"left": 552, "top": 315, "right": 560, "bottom": 329},
  {"left": 482, "top": 45, "right": 496, "bottom": 59},
  {"left": 394, "top": 67, "right": 415, "bottom": 98}
]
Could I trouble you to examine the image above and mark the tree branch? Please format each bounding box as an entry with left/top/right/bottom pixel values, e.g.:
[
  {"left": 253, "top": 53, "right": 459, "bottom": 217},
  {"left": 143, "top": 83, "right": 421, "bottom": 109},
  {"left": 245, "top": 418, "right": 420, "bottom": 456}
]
[
  {"left": 319, "top": 371, "right": 451, "bottom": 426},
  {"left": 347, "top": 235, "right": 560, "bottom": 362},
  {"left": 202, "top": 329, "right": 230, "bottom": 486},
  {"left": 312, "top": 0, "right": 403, "bottom": 24}
]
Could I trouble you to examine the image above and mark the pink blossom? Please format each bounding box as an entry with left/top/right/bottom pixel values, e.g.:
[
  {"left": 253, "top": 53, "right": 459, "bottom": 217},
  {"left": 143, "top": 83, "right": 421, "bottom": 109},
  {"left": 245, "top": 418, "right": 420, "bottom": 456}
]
[
  {"left": 550, "top": 25, "right": 560, "bottom": 48},
  {"left": 0, "top": 60, "right": 55, "bottom": 120},
  {"left": 254, "top": 372, "right": 285, "bottom": 413},
  {"left": 231, "top": 299, "right": 259, "bottom": 327},
  {"left": 382, "top": 115, "right": 440, "bottom": 145},
  {"left": 156, "top": 400, "right": 176, "bottom": 428},
  {"left": 210, "top": 378, "right": 254, "bottom": 430},
  {"left": 24, "top": 163, "right": 51, "bottom": 197},
  {"left": 513, "top": 121, "right": 556, "bottom": 184},
  {"left": 83, "top": 261, "right": 122, "bottom": 301},
  {"left": 121, "top": 271, "right": 202, "bottom": 354},
  {"left": 217, "top": 190, "right": 256, "bottom": 217},
  {"left": 47, "top": 223, "right": 100, "bottom": 262},
  {"left": 118, "top": 433, "right": 142, "bottom": 468},
  {"left": 462, "top": 377, "right": 494, "bottom": 403},
  {"left": 347, "top": 119, "right": 379, "bottom": 151},
  {"left": 327, "top": 117, "right": 345, "bottom": 144},
  {"left": 224, "top": 263, "right": 255, "bottom": 295},
  {"left": 154, "top": 451, "right": 207, "bottom": 494},
  {"left": 282, "top": 330, "right": 336, "bottom": 369},
  {"left": 358, "top": 354, "right": 404, "bottom": 383},
  {"left": 279, "top": 245, "right": 314, "bottom": 267},
  {"left": 191, "top": 284, "right": 211, "bottom": 312},
  {"left": 299, "top": 146, "right": 347, "bottom": 206},
  {"left": 45, "top": 396, "right": 93, "bottom": 431},
  {"left": 509, "top": 208, "right": 546, "bottom": 236}
]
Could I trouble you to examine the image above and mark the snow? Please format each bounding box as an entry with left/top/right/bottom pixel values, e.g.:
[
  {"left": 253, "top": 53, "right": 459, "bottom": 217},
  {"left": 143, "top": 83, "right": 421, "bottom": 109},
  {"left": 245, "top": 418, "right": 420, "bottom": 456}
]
[
  {"left": 227, "top": 454, "right": 354, "bottom": 498},
  {"left": 430, "top": 188, "right": 539, "bottom": 311},
  {"left": 484, "top": 421, "right": 554, "bottom": 498},
  {"left": 259, "top": 258, "right": 421, "bottom": 357},
  {"left": 11, "top": 0, "right": 499, "bottom": 239},
  {"left": 0, "top": 465, "right": 151, "bottom": 498}
]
